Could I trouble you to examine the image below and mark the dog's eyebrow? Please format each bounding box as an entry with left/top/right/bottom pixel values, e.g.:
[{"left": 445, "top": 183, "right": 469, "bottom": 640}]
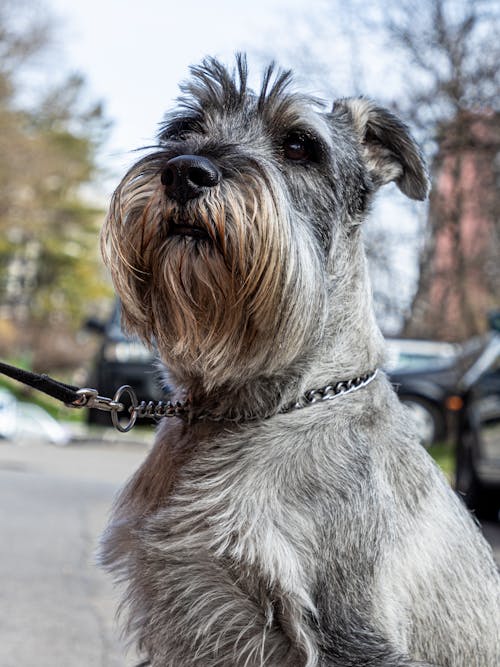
[
  {"left": 283, "top": 124, "right": 324, "bottom": 140},
  {"left": 158, "top": 115, "right": 202, "bottom": 140}
]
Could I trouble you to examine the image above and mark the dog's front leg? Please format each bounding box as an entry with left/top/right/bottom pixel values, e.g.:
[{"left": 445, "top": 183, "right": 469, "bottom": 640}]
[{"left": 133, "top": 539, "right": 307, "bottom": 667}]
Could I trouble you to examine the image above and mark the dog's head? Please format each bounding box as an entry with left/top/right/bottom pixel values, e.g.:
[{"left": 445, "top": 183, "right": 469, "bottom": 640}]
[{"left": 102, "top": 55, "right": 428, "bottom": 391}]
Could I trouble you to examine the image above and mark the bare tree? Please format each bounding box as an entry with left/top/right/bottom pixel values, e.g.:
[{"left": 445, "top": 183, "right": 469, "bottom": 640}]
[{"left": 375, "top": 0, "right": 500, "bottom": 340}]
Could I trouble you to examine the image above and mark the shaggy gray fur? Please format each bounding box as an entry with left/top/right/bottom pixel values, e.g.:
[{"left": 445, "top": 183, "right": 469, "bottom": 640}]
[{"left": 100, "top": 56, "right": 500, "bottom": 666}]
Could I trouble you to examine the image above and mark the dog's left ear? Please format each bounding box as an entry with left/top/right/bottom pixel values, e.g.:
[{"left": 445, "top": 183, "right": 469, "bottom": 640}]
[{"left": 334, "top": 98, "right": 429, "bottom": 200}]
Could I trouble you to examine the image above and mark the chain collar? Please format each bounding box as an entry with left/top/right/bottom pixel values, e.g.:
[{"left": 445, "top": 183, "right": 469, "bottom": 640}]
[
  {"left": 280, "top": 369, "right": 378, "bottom": 413},
  {"left": 96, "top": 368, "right": 379, "bottom": 431},
  {"left": 0, "top": 358, "right": 379, "bottom": 433}
]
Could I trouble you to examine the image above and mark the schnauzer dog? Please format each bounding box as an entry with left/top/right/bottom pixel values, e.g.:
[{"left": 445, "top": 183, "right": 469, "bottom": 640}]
[{"left": 100, "top": 56, "right": 500, "bottom": 666}]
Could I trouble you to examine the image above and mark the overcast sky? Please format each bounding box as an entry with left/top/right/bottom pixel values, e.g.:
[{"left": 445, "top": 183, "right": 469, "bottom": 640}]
[
  {"left": 43, "top": 1, "right": 402, "bottom": 179},
  {"left": 45, "top": 0, "right": 320, "bottom": 183}
]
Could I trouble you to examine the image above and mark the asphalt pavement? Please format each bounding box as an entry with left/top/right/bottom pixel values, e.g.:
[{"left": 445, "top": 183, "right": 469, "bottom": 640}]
[
  {"left": 0, "top": 431, "right": 499, "bottom": 667},
  {"left": 0, "top": 431, "right": 149, "bottom": 667}
]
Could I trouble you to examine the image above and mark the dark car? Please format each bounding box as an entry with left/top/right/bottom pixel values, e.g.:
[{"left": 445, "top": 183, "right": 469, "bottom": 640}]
[
  {"left": 455, "top": 327, "right": 500, "bottom": 520},
  {"left": 85, "top": 302, "right": 168, "bottom": 425},
  {"left": 384, "top": 338, "right": 465, "bottom": 447}
]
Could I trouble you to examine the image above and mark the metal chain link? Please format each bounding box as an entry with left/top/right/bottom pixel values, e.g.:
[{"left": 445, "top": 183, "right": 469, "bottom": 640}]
[{"left": 282, "top": 370, "right": 378, "bottom": 413}]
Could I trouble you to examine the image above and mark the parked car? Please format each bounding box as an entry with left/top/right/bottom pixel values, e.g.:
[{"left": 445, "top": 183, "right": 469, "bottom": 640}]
[
  {"left": 455, "top": 326, "right": 500, "bottom": 520},
  {"left": 384, "top": 338, "right": 464, "bottom": 446},
  {"left": 84, "top": 302, "right": 169, "bottom": 425}
]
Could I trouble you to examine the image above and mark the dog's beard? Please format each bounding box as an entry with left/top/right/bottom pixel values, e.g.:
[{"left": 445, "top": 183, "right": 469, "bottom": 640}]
[{"left": 102, "top": 163, "right": 326, "bottom": 390}]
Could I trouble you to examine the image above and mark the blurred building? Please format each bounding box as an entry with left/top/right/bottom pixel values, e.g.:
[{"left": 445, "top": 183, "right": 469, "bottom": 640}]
[{"left": 404, "top": 110, "right": 500, "bottom": 342}]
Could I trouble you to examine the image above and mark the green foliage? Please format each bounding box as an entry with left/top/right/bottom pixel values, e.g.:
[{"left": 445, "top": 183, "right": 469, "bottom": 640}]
[
  {"left": 428, "top": 441, "right": 456, "bottom": 482},
  {"left": 0, "top": 0, "right": 113, "bottom": 369}
]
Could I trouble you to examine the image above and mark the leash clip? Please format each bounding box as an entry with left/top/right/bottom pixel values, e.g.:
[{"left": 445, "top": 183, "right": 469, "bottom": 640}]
[
  {"left": 72, "top": 387, "right": 123, "bottom": 412},
  {"left": 71, "top": 385, "right": 138, "bottom": 433}
]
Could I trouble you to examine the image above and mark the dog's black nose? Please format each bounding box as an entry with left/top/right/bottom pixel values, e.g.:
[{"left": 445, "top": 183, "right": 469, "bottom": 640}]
[{"left": 161, "top": 155, "right": 221, "bottom": 202}]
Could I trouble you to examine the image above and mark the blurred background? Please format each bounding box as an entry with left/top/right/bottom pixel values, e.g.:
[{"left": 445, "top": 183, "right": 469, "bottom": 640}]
[
  {"left": 0, "top": 1, "right": 499, "bottom": 664},
  {"left": 0, "top": 0, "right": 498, "bottom": 369}
]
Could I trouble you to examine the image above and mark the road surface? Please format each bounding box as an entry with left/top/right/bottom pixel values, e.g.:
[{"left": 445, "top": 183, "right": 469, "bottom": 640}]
[{"left": 0, "top": 432, "right": 149, "bottom": 667}]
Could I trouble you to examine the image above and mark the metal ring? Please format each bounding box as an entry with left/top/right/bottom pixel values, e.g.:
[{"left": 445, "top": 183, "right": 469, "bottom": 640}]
[{"left": 111, "top": 385, "right": 138, "bottom": 432}]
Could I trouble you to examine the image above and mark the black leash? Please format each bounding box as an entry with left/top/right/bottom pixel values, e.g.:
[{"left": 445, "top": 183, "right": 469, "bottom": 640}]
[
  {"left": 0, "top": 361, "right": 80, "bottom": 404},
  {"left": 0, "top": 360, "right": 142, "bottom": 431}
]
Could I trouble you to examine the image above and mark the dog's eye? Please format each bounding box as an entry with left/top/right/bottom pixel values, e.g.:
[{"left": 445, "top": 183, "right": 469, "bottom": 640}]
[{"left": 283, "top": 132, "right": 319, "bottom": 163}]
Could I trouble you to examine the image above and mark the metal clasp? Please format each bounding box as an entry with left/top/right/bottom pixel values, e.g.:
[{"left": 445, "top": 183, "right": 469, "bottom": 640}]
[
  {"left": 72, "top": 388, "right": 124, "bottom": 412},
  {"left": 71, "top": 385, "right": 138, "bottom": 433}
]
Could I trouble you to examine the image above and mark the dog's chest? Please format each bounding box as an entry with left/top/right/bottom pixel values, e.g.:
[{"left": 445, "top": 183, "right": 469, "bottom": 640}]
[{"left": 153, "top": 426, "right": 320, "bottom": 615}]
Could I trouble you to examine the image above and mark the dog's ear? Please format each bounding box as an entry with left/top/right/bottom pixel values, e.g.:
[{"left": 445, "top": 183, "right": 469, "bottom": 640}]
[{"left": 334, "top": 98, "right": 429, "bottom": 200}]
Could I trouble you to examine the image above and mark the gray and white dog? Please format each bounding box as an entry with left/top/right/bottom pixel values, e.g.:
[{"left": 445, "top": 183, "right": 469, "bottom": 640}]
[{"left": 100, "top": 56, "right": 500, "bottom": 666}]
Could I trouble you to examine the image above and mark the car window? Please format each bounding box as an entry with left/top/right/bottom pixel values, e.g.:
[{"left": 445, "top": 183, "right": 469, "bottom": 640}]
[
  {"left": 388, "top": 353, "right": 455, "bottom": 372},
  {"left": 384, "top": 339, "right": 457, "bottom": 372}
]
